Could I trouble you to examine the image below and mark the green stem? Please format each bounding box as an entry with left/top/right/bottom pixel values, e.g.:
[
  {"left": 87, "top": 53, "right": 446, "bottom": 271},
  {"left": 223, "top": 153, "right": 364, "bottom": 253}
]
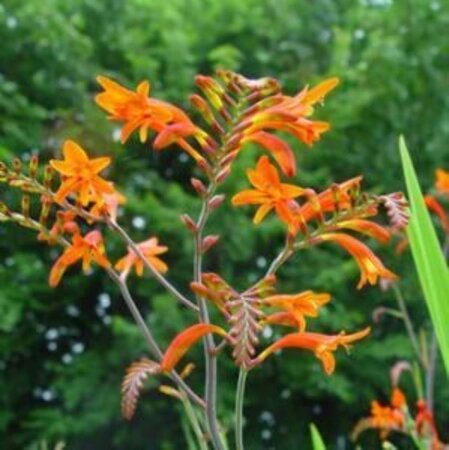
[
  {"left": 392, "top": 284, "right": 423, "bottom": 366},
  {"left": 181, "top": 396, "right": 209, "bottom": 450},
  {"left": 235, "top": 369, "right": 248, "bottom": 450}
]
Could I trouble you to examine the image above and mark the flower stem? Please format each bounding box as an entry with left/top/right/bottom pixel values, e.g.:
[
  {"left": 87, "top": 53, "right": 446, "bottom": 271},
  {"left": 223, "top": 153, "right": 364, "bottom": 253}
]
[
  {"left": 425, "top": 332, "right": 437, "bottom": 412},
  {"left": 392, "top": 283, "right": 423, "bottom": 366},
  {"left": 193, "top": 183, "right": 225, "bottom": 450},
  {"left": 181, "top": 395, "right": 209, "bottom": 450},
  {"left": 107, "top": 219, "right": 199, "bottom": 312},
  {"left": 235, "top": 368, "right": 248, "bottom": 450},
  {"left": 266, "top": 239, "right": 294, "bottom": 276}
]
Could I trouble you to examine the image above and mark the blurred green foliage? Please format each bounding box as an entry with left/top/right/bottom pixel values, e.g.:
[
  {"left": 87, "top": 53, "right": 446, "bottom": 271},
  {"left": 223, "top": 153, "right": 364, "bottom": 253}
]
[{"left": 1, "top": 0, "right": 448, "bottom": 449}]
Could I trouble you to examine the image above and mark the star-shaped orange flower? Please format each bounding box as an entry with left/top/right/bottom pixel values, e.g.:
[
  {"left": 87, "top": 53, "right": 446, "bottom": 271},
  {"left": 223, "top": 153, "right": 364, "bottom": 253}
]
[
  {"left": 232, "top": 156, "right": 304, "bottom": 224},
  {"left": 115, "top": 237, "right": 168, "bottom": 277},
  {"left": 49, "top": 230, "right": 110, "bottom": 287},
  {"left": 50, "top": 140, "right": 114, "bottom": 206}
]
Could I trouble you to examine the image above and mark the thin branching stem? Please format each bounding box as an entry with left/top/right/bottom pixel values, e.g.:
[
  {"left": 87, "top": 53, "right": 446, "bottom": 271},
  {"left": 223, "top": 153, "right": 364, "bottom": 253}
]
[
  {"left": 392, "top": 284, "right": 424, "bottom": 367},
  {"left": 193, "top": 182, "right": 225, "bottom": 450},
  {"left": 266, "top": 238, "right": 294, "bottom": 276},
  {"left": 235, "top": 369, "right": 248, "bottom": 450},
  {"left": 107, "top": 219, "right": 199, "bottom": 312}
]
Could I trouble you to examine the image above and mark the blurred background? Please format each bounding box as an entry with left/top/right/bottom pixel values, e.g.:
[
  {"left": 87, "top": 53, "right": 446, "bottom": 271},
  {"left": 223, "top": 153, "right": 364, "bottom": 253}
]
[{"left": 1, "top": 0, "right": 449, "bottom": 448}]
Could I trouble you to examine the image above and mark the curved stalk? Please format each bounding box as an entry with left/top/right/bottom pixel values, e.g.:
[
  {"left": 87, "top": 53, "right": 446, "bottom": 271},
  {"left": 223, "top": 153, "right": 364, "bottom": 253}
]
[{"left": 234, "top": 369, "right": 248, "bottom": 450}]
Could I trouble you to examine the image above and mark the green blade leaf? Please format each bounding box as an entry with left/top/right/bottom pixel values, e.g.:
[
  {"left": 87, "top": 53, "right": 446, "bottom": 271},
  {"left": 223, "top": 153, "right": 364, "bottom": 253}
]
[
  {"left": 399, "top": 136, "right": 449, "bottom": 375},
  {"left": 310, "top": 423, "right": 326, "bottom": 450}
]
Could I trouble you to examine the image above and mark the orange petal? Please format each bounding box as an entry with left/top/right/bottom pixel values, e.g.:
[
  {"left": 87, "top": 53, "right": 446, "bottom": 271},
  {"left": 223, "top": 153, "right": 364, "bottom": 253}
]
[
  {"left": 253, "top": 203, "right": 273, "bottom": 224},
  {"left": 160, "top": 324, "right": 227, "bottom": 372},
  {"left": 53, "top": 179, "right": 82, "bottom": 204},
  {"left": 304, "top": 78, "right": 340, "bottom": 106},
  {"left": 137, "top": 80, "right": 150, "bottom": 97},
  {"left": 63, "top": 140, "right": 89, "bottom": 165},
  {"left": 153, "top": 123, "right": 197, "bottom": 150},
  {"left": 90, "top": 156, "right": 111, "bottom": 174},
  {"left": 50, "top": 160, "right": 77, "bottom": 176},
  {"left": 435, "top": 168, "right": 449, "bottom": 194},
  {"left": 262, "top": 312, "right": 299, "bottom": 328},
  {"left": 245, "top": 132, "right": 297, "bottom": 177},
  {"left": 232, "top": 190, "right": 268, "bottom": 206},
  {"left": 49, "top": 261, "right": 68, "bottom": 287},
  {"left": 147, "top": 256, "right": 168, "bottom": 274},
  {"left": 336, "top": 220, "right": 391, "bottom": 244},
  {"left": 425, "top": 195, "right": 449, "bottom": 233}
]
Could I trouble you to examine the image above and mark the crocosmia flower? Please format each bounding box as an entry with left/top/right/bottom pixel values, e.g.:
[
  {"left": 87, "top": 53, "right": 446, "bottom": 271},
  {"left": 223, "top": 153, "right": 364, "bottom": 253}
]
[
  {"left": 231, "top": 156, "right": 304, "bottom": 224},
  {"left": 115, "top": 237, "right": 168, "bottom": 277},
  {"left": 49, "top": 230, "right": 110, "bottom": 287},
  {"left": 50, "top": 140, "right": 114, "bottom": 206},
  {"left": 257, "top": 327, "right": 370, "bottom": 375},
  {"left": 317, "top": 233, "right": 397, "bottom": 289}
]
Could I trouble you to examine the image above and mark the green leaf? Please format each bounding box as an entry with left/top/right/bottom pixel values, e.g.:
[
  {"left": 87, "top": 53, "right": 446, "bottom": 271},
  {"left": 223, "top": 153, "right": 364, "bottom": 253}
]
[
  {"left": 310, "top": 424, "right": 326, "bottom": 450},
  {"left": 399, "top": 136, "right": 449, "bottom": 375}
]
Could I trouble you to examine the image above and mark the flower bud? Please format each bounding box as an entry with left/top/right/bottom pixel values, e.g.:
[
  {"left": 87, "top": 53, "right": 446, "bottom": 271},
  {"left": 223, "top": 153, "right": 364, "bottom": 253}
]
[
  {"left": 201, "top": 235, "right": 220, "bottom": 253},
  {"left": 29, "top": 155, "right": 39, "bottom": 179},
  {"left": 180, "top": 214, "right": 198, "bottom": 233},
  {"left": 208, "top": 194, "right": 225, "bottom": 211},
  {"left": 44, "top": 165, "right": 54, "bottom": 189},
  {"left": 216, "top": 167, "right": 231, "bottom": 184},
  {"left": 21, "top": 194, "right": 30, "bottom": 218},
  {"left": 190, "top": 177, "right": 207, "bottom": 196},
  {"left": 12, "top": 158, "right": 22, "bottom": 175}
]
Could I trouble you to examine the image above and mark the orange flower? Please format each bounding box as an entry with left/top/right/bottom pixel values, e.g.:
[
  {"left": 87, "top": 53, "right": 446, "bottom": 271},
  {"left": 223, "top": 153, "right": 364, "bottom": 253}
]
[
  {"left": 435, "top": 169, "right": 449, "bottom": 195},
  {"left": 244, "top": 78, "right": 339, "bottom": 143},
  {"left": 218, "top": 78, "right": 338, "bottom": 176},
  {"left": 95, "top": 76, "right": 207, "bottom": 164},
  {"left": 50, "top": 140, "right": 114, "bottom": 206},
  {"left": 264, "top": 291, "right": 331, "bottom": 331},
  {"left": 231, "top": 156, "right": 304, "bottom": 224},
  {"left": 115, "top": 237, "right": 168, "bottom": 277},
  {"left": 90, "top": 191, "right": 127, "bottom": 222},
  {"left": 49, "top": 230, "right": 110, "bottom": 287},
  {"left": 352, "top": 390, "right": 406, "bottom": 441},
  {"left": 257, "top": 327, "right": 370, "bottom": 375},
  {"left": 284, "top": 176, "right": 365, "bottom": 235},
  {"left": 160, "top": 323, "right": 228, "bottom": 372},
  {"left": 391, "top": 388, "right": 406, "bottom": 409},
  {"left": 425, "top": 195, "right": 449, "bottom": 234},
  {"left": 317, "top": 233, "right": 397, "bottom": 289}
]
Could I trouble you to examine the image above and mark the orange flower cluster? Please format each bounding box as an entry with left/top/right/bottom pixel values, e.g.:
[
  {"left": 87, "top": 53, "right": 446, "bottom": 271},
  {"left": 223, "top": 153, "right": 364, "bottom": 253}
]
[
  {"left": 188, "top": 274, "right": 369, "bottom": 373},
  {"left": 115, "top": 273, "right": 369, "bottom": 377},
  {"left": 232, "top": 156, "right": 398, "bottom": 289},
  {"left": 0, "top": 69, "right": 413, "bottom": 430},
  {"left": 353, "top": 388, "right": 445, "bottom": 449}
]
